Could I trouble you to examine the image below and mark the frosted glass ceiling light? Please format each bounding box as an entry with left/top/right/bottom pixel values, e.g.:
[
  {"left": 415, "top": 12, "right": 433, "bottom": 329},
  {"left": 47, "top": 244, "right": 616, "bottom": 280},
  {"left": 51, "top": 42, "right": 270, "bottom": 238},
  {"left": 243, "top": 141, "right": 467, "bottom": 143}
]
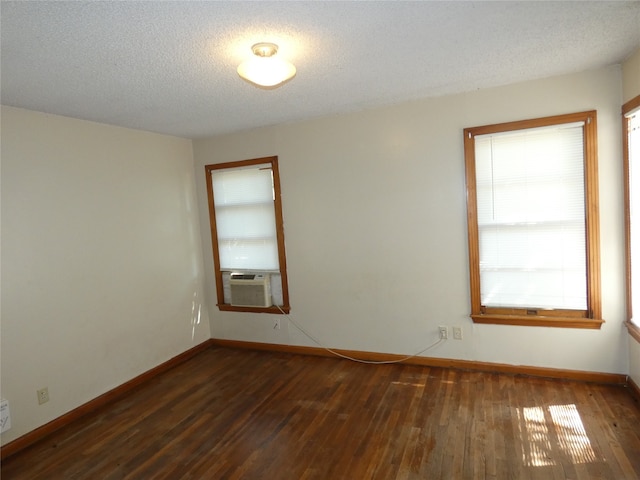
[{"left": 237, "top": 43, "right": 296, "bottom": 88}]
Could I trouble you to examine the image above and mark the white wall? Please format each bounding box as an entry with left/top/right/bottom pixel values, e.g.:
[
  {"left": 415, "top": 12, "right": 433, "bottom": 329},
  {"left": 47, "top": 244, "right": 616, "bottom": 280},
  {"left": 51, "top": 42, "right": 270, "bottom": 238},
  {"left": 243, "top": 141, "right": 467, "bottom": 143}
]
[
  {"left": 0, "top": 107, "right": 211, "bottom": 444},
  {"left": 622, "top": 48, "right": 640, "bottom": 385},
  {"left": 622, "top": 47, "right": 640, "bottom": 104},
  {"left": 194, "top": 65, "right": 626, "bottom": 375}
]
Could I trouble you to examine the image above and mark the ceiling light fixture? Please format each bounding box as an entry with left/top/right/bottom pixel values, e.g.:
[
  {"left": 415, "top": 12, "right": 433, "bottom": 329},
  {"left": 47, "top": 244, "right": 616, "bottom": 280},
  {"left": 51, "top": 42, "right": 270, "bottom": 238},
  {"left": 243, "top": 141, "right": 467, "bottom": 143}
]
[{"left": 237, "top": 42, "right": 296, "bottom": 89}]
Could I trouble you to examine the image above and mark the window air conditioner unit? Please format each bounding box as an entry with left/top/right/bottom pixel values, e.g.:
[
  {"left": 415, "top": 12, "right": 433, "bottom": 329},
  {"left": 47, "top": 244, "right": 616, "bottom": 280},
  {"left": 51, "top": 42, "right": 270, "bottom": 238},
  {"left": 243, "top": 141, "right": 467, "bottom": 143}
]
[{"left": 229, "top": 273, "right": 272, "bottom": 308}]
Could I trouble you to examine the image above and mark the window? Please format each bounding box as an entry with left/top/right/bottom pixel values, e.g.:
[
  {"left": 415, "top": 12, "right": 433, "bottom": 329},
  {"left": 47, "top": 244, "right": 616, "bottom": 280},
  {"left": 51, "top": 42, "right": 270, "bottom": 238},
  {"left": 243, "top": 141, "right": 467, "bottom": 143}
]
[
  {"left": 464, "top": 111, "right": 602, "bottom": 328},
  {"left": 205, "top": 156, "right": 290, "bottom": 313},
  {"left": 623, "top": 95, "right": 640, "bottom": 340}
]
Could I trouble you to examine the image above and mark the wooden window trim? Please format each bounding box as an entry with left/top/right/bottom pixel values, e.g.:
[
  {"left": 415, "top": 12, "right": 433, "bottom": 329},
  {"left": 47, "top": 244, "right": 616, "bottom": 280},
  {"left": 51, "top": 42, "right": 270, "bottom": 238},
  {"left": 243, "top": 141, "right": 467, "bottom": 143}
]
[
  {"left": 627, "top": 321, "right": 640, "bottom": 344},
  {"left": 623, "top": 95, "right": 640, "bottom": 340},
  {"left": 464, "top": 111, "right": 603, "bottom": 329},
  {"left": 205, "top": 156, "right": 290, "bottom": 314}
]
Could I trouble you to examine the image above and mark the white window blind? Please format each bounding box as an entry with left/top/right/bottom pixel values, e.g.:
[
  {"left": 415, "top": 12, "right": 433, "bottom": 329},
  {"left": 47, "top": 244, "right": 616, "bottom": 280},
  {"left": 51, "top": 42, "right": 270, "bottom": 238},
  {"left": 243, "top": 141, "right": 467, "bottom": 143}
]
[
  {"left": 474, "top": 121, "right": 587, "bottom": 310},
  {"left": 211, "top": 164, "right": 280, "bottom": 271},
  {"left": 628, "top": 108, "right": 640, "bottom": 326}
]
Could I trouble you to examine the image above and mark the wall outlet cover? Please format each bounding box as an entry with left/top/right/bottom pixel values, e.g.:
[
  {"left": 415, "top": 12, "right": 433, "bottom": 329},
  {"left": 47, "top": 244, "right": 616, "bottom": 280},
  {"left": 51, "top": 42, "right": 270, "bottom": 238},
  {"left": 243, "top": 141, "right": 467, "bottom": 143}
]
[
  {"left": 439, "top": 326, "right": 448, "bottom": 340},
  {"left": 1, "top": 398, "right": 11, "bottom": 433},
  {"left": 37, "top": 387, "right": 50, "bottom": 405},
  {"left": 453, "top": 326, "right": 463, "bottom": 340}
]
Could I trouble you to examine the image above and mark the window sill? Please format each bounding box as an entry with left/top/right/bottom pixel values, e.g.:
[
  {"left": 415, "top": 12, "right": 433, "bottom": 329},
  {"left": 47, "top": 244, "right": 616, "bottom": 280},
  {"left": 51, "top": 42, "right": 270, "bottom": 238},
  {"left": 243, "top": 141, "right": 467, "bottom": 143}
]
[
  {"left": 626, "top": 321, "right": 640, "bottom": 343},
  {"left": 218, "top": 304, "right": 290, "bottom": 315},
  {"left": 471, "top": 314, "right": 604, "bottom": 329}
]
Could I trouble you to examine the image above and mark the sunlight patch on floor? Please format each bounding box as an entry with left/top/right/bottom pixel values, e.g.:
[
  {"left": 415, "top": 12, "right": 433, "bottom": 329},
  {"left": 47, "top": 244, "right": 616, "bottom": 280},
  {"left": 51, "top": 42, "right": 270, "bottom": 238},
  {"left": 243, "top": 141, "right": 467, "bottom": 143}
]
[{"left": 518, "top": 404, "right": 598, "bottom": 467}]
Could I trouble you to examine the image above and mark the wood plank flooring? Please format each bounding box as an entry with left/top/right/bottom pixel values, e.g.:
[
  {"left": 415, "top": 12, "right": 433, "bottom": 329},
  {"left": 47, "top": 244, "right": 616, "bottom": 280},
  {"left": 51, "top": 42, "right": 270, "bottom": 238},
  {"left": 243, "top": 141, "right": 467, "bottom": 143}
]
[{"left": 2, "top": 346, "right": 639, "bottom": 479}]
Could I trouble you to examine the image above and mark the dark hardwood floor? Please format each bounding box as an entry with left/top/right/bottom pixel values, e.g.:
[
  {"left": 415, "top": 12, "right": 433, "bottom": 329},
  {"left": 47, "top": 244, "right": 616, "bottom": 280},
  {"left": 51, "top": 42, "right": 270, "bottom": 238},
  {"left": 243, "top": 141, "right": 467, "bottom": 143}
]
[{"left": 2, "top": 346, "right": 639, "bottom": 479}]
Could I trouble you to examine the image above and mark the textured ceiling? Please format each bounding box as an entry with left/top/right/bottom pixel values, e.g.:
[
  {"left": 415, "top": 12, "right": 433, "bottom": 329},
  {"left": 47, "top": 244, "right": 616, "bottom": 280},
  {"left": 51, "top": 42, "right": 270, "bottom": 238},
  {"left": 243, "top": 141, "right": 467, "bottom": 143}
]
[{"left": 1, "top": 1, "right": 639, "bottom": 139}]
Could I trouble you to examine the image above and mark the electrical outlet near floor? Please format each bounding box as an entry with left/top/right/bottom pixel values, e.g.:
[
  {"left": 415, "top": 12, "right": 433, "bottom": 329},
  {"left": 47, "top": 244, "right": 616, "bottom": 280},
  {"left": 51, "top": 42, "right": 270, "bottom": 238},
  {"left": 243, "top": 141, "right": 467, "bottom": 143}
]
[
  {"left": 453, "top": 326, "right": 463, "bottom": 340},
  {"left": 37, "top": 387, "right": 49, "bottom": 405},
  {"left": 0, "top": 398, "right": 11, "bottom": 433},
  {"left": 438, "top": 326, "right": 448, "bottom": 340}
]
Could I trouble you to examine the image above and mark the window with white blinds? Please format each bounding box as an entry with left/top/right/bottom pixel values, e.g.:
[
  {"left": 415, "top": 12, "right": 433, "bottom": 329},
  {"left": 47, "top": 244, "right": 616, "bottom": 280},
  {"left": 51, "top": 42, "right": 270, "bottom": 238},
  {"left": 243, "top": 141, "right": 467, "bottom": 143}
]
[
  {"left": 205, "top": 156, "right": 290, "bottom": 313},
  {"left": 464, "top": 111, "right": 602, "bottom": 329},
  {"left": 624, "top": 99, "right": 640, "bottom": 327},
  {"left": 475, "top": 122, "right": 586, "bottom": 310},
  {"left": 211, "top": 164, "right": 279, "bottom": 271}
]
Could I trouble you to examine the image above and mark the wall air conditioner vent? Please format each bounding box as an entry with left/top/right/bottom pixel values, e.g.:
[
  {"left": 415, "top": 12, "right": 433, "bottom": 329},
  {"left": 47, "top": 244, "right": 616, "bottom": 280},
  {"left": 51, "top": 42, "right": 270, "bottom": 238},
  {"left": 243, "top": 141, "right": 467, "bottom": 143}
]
[{"left": 229, "top": 273, "right": 272, "bottom": 308}]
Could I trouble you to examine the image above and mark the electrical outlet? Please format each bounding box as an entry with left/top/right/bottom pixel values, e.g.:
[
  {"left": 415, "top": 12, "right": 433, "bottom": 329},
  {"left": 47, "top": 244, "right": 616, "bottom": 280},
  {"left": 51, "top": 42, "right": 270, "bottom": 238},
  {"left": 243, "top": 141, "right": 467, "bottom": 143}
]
[
  {"left": 37, "top": 387, "right": 49, "bottom": 405},
  {"left": 438, "top": 326, "right": 448, "bottom": 340},
  {"left": 0, "top": 399, "right": 11, "bottom": 433},
  {"left": 453, "top": 326, "right": 463, "bottom": 340},
  {"left": 273, "top": 319, "right": 281, "bottom": 330}
]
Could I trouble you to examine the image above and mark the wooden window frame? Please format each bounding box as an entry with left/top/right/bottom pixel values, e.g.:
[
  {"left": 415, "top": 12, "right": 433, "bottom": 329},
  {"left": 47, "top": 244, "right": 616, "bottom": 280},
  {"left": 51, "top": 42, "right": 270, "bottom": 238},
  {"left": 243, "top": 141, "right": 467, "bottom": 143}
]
[
  {"left": 623, "top": 95, "right": 640, "bottom": 343},
  {"left": 205, "top": 156, "right": 290, "bottom": 314},
  {"left": 464, "top": 111, "right": 603, "bottom": 329}
]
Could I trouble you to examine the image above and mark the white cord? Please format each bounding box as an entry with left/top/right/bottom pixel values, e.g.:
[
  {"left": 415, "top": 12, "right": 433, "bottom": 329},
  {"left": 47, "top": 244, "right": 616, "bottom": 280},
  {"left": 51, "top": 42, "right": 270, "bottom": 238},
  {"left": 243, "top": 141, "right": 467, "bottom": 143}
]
[{"left": 275, "top": 305, "right": 445, "bottom": 365}]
